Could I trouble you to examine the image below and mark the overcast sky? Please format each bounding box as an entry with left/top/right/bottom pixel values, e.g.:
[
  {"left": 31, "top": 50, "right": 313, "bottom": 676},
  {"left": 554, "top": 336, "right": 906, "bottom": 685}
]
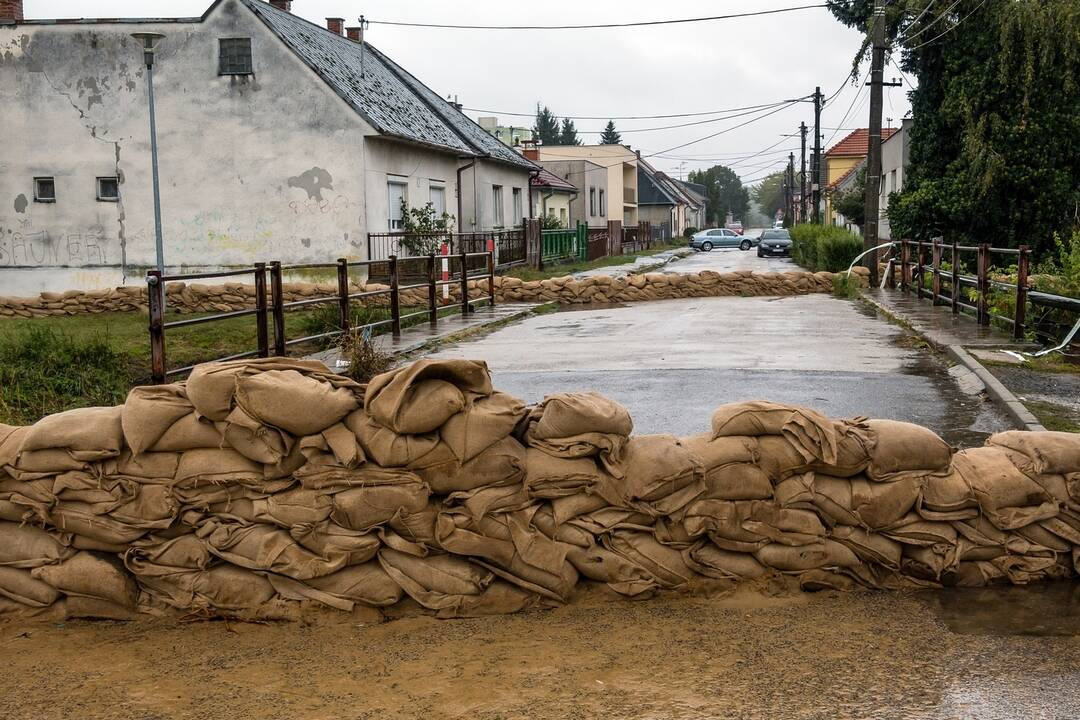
[{"left": 28, "top": 0, "right": 913, "bottom": 184}]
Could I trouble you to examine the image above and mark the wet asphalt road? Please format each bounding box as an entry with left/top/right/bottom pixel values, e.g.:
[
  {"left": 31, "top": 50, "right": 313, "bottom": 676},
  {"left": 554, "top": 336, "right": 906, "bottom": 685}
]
[{"left": 432, "top": 249, "right": 1013, "bottom": 445}]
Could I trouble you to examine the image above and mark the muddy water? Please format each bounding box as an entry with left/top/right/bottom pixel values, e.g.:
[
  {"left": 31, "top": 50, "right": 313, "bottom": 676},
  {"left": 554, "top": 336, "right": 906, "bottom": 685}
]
[{"left": 927, "top": 583, "right": 1080, "bottom": 636}]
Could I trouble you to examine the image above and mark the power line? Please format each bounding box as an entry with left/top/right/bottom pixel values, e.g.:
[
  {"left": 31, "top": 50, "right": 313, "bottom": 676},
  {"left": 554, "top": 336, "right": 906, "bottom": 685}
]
[
  {"left": 367, "top": 4, "right": 829, "bottom": 30},
  {"left": 906, "top": 0, "right": 986, "bottom": 51},
  {"left": 898, "top": 0, "right": 961, "bottom": 43},
  {"left": 463, "top": 99, "right": 803, "bottom": 121},
  {"left": 823, "top": 68, "right": 870, "bottom": 147},
  {"left": 575, "top": 101, "right": 796, "bottom": 135}
]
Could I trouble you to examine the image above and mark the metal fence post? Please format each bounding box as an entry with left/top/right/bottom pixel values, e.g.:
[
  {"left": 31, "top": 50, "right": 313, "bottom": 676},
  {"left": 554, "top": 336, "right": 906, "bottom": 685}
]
[
  {"left": 977, "top": 242, "right": 991, "bottom": 326},
  {"left": 931, "top": 238, "right": 942, "bottom": 305},
  {"left": 388, "top": 254, "right": 401, "bottom": 339},
  {"left": 1014, "top": 244, "right": 1030, "bottom": 340},
  {"left": 459, "top": 247, "right": 470, "bottom": 315},
  {"left": 147, "top": 270, "right": 166, "bottom": 384},
  {"left": 900, "top": 240, "right": 910, "bottom": 292},
  {"left": 254, "top": 262, "right": 269, "bottom": 357},
  {"left": 427, "top": 253, "right": 438, "bottom": 325},
  {"left": 270, "top": 261, "right": 285, "bottom": 356},
  {"left": 336, "top": 257, "right": 350, "bottom": 336},
  {"left": 950, "top": 240, "right": 960, "bottom": 314},
  {"left": 488, "top": 250, "right": 496, "bottom": 307}
]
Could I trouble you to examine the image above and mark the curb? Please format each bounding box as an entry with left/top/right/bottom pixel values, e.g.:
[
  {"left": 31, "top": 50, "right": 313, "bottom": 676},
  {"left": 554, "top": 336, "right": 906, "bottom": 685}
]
[{"left": 859, "top": 292, "right": 1046, "bottom": 432}]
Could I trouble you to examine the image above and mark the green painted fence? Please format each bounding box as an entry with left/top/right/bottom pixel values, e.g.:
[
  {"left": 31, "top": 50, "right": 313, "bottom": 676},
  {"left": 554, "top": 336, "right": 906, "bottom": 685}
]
[{"left": 541, "top": 223, "right": 588, "bottom": 264}]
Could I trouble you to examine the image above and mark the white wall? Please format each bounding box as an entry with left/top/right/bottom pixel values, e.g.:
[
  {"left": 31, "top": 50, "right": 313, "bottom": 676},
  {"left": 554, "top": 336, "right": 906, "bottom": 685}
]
[
  {"left": 0, "top": 0, "right": 458, "bottom": 293},
  {"left": 459, "top": 159, "right": 531, "bottom": 231}
]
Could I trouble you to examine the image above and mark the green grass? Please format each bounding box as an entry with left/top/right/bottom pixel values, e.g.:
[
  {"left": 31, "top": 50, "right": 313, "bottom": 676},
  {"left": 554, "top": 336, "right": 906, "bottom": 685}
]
[
  {"left": 505, "top": 241, "right": 686, "bottom": 282},
  {"left": 1024, "top": 400, "right": 1080, "bottom": 433}
]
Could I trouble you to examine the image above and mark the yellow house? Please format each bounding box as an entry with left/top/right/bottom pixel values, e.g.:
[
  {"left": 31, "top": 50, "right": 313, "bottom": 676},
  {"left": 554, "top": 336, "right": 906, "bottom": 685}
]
[
  {"left": 823, "top": 128, "right": 897, "bottom": 225},
  {"left": 535, "top": 144, "right": 639, "bottom": 226}
]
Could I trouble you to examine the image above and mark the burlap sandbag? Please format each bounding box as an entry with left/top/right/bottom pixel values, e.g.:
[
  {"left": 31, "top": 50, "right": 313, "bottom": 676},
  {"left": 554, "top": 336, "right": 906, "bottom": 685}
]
[
  {"left": 864, "top": 419, "right": 953, "bottom": 480},
  {"left": 0, "top": 566, "right": 63, "bottom": 607},
  {"left": 421, "top": 436, "right": 526, "bottom": 494},
  {"left": 174, "top": 448, "right": 265, "bottom": 487},
  {"left": 681, "top": 500, "right": 825, "bottom": 552},
  {"left": 613, "top": 434, "right": 705, "bottom": 517},
  {"left": 289, "top": 520, "right": 381, "bottom": 566},
  {"left": 683, "top": 543, "right": 769, "bottom": 580},
  {"left": 0, "top": 424, "right": 22, "bottom": 468},
  {"left": 881, "top": 512, "right": 958, "bottom": 548},
  {"left": 699, "top": 462, "right": 774, "bottom": 501},
  {"left": 331, "top": 481, "right": 431, "bottom": 531},
  {"left": 550, "top": 492, "right": 609, "bottom": 525},
  {"left": 602, "top": 530, "right": 696, "bottom": 589},
  {"left": 565, "top": 543, "right": 656, "bottom": 596},
  {"left": 987, "top": 430, "right": 1080, "bottom": 475},
  {"left": 251, "top": 488, "right": 334, "bottom": 528},
  {"left": 809, "top": 420, "right": 873, "bottom": 478},
  {"left": 194, "top": 564, "right": 278, "bottom": 611},
  {"left": 187, "top": 357, "right": 359, "bottom": 422},
  {"left": 441, "top": 391, "right": 528, "bottom": 462},
  {"left": 901, "top": 543, "right": 958, "bottom": 581},
  {"left": 122, "top": 384, "right": 195, "bottom": 455},
  {"left": 530, "top": 505, "right": 597, "bottom": 548},
  {"left": 524, "top": 392, "right": 633, "bottom": 440},
  {"left": 19, "top": 406, "right": 124, "bottom": 461},
  {"left": 811, "top": 474, "right": 922, "bottom": 529},
  {"left": 709, "top": 401, "right": 837, "bottom": 465},
  {"left": 303, "top": 561, "right": 403, "bottom": 607},
  {"left": 950, "top": 447, "right": 1058, "bottom": 530},
  {"left": 755, "top": 436, "right": 814, "bottom": 481},
  {"left": 524, "top": 449, "right": 607, "bottom": 499},
  {"left": 198, "top": 519, "right": 348, "bottom": 580},
  {"left": 104, "top": 450, "right": 182, "bottom": 481},
  {"left": 219, "top": 410, "right": 293, "bottom": 465},
  {"left": 680, "top": 433, "right": 759, "bottom": 471},
  {"left": 830, "top": 525, "right": 902, "bottom": 570},
  {"left": 149, "top": 413, "right": 224, "bottom": 452},
  {"left": 345, "top": 409, "right": 439, "bottom": 468},
  {"left": 754, "top": 540, "right": 860, "bottom": 572},
  {"left": 365, "top": 359, "right": 492, "bottom": 435},
  {"left": 377, "top": 548, "right": 494, "bottom": 612},
  {"left": 46, "top": 501, "right": 152, "bottom": 546},
  {"left": 234, "top": 369, "right": 359, "bottom": 437},
  {"left": 31, "top": 551, "right": 138, "bottom": 609}
]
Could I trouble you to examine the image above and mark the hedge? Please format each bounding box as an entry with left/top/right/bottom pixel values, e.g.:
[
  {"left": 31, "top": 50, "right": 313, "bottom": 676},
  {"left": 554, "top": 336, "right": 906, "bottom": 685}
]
[{"left": 790, "top": 224, "right": 864, "bottom": 272}]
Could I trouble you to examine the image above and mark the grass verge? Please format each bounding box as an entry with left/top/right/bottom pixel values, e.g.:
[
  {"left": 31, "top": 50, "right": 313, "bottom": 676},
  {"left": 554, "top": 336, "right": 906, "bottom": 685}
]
[{"left": 504, "top": 242, "right": 686, "bottom": 282}]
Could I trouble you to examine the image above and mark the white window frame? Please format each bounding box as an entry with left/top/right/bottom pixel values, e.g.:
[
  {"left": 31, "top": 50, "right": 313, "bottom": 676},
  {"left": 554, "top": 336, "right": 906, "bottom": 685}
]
[
  {"left": 429, "top": 181, "right": 446, "bottom": 218},
  {"left": 492, "top": 184, "right": 504, "bottom": 228},
  {"left": 33, "top": 176, "right": 56, "bottom": 203},
  {"left": 599, "top": 188, "right": 606, "bottom": 216},
  {"left": 589, "top": 188, "right": 596, "bottom": 216},
  {"left": 388, "top": 178, "right": 408, "bottom": 231},
  {"left": 511, "top": 187, "right": 522, "bottom": 225}
]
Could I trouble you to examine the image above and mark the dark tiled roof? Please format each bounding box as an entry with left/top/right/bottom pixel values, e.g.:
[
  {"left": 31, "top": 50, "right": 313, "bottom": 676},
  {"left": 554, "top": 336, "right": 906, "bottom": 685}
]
[
  {"left": 244, "top": 0, "right": 534, "bottom": 168},
  {"left": 531, "top": 167, "right": 578, "bottom": 192},
  {"left": 824, "top": 128, "right": 898, "bottom": 157}
]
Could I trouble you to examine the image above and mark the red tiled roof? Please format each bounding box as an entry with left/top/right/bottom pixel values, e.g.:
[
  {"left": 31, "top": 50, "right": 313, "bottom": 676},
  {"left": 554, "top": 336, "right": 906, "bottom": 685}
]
[
  {"left": 530, "top": 167, "right": 578, "bottom": 192},
  {"left": 824, "top": 127, "right": 897, "bottom": 157}
]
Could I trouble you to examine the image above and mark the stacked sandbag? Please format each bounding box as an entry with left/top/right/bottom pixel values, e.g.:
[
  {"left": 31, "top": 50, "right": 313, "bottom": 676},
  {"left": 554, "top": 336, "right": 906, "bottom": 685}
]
[{"left": 1, "top": 356, "right": 1078, "bottom": 623}]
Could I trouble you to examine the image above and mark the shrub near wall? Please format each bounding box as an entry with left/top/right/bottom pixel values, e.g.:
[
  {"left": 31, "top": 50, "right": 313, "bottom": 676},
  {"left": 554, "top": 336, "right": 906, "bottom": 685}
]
[{"left": 791, "top": 225, "right": 864, "bottom": 272}]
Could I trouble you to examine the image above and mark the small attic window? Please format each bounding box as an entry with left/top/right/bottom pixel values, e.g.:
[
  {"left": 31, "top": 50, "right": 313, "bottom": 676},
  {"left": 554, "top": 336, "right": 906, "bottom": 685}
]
[{"left": 219, "top": 38, "right": 253, "bottom": 75}]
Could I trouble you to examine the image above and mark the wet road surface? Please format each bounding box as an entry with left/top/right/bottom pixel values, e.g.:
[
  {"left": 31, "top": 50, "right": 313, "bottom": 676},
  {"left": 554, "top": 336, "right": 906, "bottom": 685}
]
[
  {"left": 430, "top": 294, "right": 1011, "bottom": 446},
  {"left": 664, "top": 244, "right": 798, "bottom": 274}
]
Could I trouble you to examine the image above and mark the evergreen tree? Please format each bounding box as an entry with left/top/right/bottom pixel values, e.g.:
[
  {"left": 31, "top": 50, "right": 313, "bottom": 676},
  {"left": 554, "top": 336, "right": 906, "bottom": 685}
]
[
  {"left": 532, "top": 104, "right": 561, "bottom": 146},
  {"left": 558, "top": 118, "right": 582, "bottom": 146},
  {"left": 600, "top": 120, "right": 622, "bottom": 145}
]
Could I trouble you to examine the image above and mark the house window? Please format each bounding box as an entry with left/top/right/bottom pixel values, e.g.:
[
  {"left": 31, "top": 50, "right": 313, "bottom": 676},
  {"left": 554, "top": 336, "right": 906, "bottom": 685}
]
[
  {"left": 599, "top": 189, "right": 606, "bottom": 216},
  {"left": 388, "top": 179, "right": 407, "bottom": 231},
  {"left": 559, "top": 208, "right": 567, "bottom": 226},
  {"left": 97, "top": 177, "right": 119, "bottom": 202},
  {"left": 218, "top": 38, "right": 253, "bottom": 75},
  {"left": 512, "top": 187, "right": 522, "bottom": 224},
  {"left": 492, "top": 184, "right": 504, "bottom": 227},
  {"left": 429, "top": 183, "right": 446, "bottom": 217},
  {"left": 34, "top": 177, "right": 55, "bottom": 203},
  {"left": 589, "top": 188, "right": 596, "bottom": 217}
]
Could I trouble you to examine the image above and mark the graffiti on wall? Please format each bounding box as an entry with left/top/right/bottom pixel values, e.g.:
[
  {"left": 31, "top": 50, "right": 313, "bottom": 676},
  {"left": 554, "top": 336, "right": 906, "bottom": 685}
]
[{"left": 0, "top": 224, "right": 112, "bottom": 267}]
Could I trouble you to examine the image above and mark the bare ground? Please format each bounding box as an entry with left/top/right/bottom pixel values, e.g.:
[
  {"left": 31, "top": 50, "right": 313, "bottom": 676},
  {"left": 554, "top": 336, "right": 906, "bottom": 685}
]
[{"left": 3, "top": 585, "right": 1079, "bottom": 720}]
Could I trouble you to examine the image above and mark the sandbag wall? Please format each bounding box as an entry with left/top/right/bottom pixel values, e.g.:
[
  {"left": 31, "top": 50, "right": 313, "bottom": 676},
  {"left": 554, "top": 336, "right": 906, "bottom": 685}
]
[
  {"left": 1, "top": 356, "right": 1078, "bottom": 621},
  {"left": 0, "top": 268, "right": 868, "bottom": 319}
]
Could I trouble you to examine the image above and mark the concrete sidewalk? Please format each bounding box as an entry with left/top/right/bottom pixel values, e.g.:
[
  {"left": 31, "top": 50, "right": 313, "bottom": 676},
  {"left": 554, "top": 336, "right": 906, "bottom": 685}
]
[{"left": 306, "top": 302, "right": 540, "bottom": 370}]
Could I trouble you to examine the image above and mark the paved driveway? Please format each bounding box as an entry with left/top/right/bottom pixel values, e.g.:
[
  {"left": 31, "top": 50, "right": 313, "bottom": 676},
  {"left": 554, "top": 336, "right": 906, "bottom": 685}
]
[{"left": 429, "top": 294, "right": 1010, "bottom": 445}]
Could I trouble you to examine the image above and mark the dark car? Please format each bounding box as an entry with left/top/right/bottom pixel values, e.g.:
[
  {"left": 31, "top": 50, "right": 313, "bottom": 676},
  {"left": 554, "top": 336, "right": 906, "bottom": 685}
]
[{"left": 756, "top": 229, "right": 792, "bottom": 257}]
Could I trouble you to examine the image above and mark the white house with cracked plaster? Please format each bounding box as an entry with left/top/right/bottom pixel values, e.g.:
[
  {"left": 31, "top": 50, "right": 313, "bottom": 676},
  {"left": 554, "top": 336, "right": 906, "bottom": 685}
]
[{"left": 0, "top": 0, "right": 535, "bottom": 293}]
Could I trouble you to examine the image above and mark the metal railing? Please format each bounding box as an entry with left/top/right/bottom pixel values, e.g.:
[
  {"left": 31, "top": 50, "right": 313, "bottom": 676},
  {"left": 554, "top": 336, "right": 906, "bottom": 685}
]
[
  {"left": 887, "top": 238, "right": 1080, "bottom": 344},
  {"left": 147, "top": 250, "right": 495, "bottom": 383}
]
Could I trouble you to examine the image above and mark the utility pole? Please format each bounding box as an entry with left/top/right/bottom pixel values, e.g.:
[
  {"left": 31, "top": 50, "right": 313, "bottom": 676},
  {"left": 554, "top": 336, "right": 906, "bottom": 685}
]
[
  {"left": 862, "top": 0, "right": 888, "bottom": 286},
  {"left": 799, "top": 122, "right": 807, "bottom": 224},
  {"left": 812, "top": 86, "right": 823, "bottom": 224},
  {"left": 788, "top": 154, "right": 796, "bottom": 224}
]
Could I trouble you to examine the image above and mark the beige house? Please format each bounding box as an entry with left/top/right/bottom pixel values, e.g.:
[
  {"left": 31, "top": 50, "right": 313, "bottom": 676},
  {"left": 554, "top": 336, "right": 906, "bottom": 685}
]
[{"left": 534, "top": 145, "right": 638, "bottom": 226}]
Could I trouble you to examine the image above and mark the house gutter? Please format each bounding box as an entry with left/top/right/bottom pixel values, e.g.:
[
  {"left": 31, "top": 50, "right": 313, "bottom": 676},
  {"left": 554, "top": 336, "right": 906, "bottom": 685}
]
[{"left": 456, "top": 159, "right": 475, "bottom": 233}]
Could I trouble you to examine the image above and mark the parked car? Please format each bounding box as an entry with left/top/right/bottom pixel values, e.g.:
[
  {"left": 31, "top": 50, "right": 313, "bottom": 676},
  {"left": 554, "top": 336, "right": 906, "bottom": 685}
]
[
  {"left": 756, "top": 229, "right": 792, "bottom": 257},
  {"left": 772, "top": 220, "right": 785, "bottom": 229},
  {"left": 725, "top": 221, "right": 744, "bottom": 235},
  {"left": 689, "top": 228, "right": 753, "bottom": 251}
]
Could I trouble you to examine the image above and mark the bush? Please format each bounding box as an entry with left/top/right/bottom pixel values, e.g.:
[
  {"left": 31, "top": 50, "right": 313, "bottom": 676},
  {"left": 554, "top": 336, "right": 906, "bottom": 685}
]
[
  {"left": 790, "top": 224, "right": 863, "bottom": 272},
  {"left": 337, "top": 329, "right": 392, "bottom": 383},
  {"left": 0, "top": 325, "right": 131, "bottom": 425},
  {"left": 682, "top": 226, "right": 699, "bottom": 239}
]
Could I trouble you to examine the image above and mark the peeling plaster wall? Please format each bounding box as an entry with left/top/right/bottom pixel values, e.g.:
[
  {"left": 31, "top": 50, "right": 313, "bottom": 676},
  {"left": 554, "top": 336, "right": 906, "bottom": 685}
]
[
  {"left": 0, "top": 0, "right": 460, "bottom": 294},
  {"left": 362, "top": 137, "right": 458, "bottom": 236},
  {"left": 460, "top": 159, "right": 531, "bottom": 232}
]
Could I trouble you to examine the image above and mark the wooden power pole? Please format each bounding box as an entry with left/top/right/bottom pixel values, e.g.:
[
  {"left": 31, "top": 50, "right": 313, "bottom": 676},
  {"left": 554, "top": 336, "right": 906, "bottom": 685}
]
[
  {"left": 812, "top": 86, "right": 823, "bottom": 224},
  {"left": 862, "top": 0, "right": 888, "bottom": 286},
  {"left": 799, "top": 122, "right": 807, "bottom": 223}
]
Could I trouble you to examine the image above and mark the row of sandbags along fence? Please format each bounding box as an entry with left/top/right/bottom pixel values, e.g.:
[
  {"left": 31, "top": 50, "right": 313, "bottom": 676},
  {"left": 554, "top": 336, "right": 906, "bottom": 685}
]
[
  {"left": 146, "top": 251, "right": 496, "bottom": 383},
  {"left": 1, "top": 356, "right": 1079, "bottom": 621}
]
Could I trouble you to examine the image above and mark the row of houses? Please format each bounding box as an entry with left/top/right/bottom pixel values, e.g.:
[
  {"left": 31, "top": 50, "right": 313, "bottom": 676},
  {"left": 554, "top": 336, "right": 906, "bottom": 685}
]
[
  {"left": 822, "top": 121, "right": 911, "bottom": 240},
  {"left": 1, "top": 0, "right": 704, "bottom": 293}
]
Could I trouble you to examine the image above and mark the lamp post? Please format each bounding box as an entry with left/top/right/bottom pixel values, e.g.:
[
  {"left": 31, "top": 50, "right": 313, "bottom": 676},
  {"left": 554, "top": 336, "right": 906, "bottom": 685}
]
[{"left": 131, "top": 32, "right": 166, "bottom": 276}]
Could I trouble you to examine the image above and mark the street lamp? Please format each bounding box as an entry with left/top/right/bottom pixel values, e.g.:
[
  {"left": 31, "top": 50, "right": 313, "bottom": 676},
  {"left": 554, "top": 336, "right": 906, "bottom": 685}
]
[{"left": 131, "top": 32, "right": 166, "bottom": 277}]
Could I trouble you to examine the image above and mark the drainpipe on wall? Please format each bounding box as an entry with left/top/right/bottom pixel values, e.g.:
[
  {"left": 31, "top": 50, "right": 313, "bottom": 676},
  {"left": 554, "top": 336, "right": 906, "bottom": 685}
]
[
  {"left": 456, "top": 159, "right": 475, "bottom": 233},
  {"left": 528, "top": 168, "right": 540, "bottom": 220}
]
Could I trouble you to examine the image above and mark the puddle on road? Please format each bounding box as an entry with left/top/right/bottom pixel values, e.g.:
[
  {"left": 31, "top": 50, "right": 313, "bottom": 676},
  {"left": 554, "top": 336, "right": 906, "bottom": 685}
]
[
  {"left": 554, "top": 302, "right": 630, "bottom": 313},
  {"left": 923, "top": 583, "right": 1080, "bottom": 636}
]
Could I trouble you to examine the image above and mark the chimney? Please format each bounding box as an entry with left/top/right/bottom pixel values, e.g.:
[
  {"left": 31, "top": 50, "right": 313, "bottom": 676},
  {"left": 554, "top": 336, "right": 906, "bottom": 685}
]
[
  {"left": 521, "top": 139, "right": 539, "bottom": 161},
  {"left": 0, "top": 1, "right": 24, "bottom": 22},
  {"left": 346, "top": 26, "right": 362, "bottom": 42},
  {"left": 268, "top": 0, "right": 291, "bottom": 12},
  {"left": 326, "top": 17, "right": 344, "bottom": 35}
]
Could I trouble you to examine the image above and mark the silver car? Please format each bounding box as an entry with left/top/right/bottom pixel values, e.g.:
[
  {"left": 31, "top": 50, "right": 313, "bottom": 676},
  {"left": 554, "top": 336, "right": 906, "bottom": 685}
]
[{"left": 689, "top": 228, "right": 753, "bottom": 252}]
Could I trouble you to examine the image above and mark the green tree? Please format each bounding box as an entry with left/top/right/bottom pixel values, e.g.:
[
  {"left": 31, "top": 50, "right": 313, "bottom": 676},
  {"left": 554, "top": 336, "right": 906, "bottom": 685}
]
[
  {"left": 830, "top": 167, "right": 866, "bottom": 228},
  {"left": 688, "top": 166, "right": 749, "bottom": 226},
  {"left": 558, "top": 118, "right": 581, "bottom": 146},
  {"left": 600, "top": 120, "right": 622, "bottom": 145},
  {"left": 752, "top": 171, "right": 787, "bottom": 221},
  {"left": 826, "top": 0, "right": 1080, "bottom": 260},
  {"left": 533, "top": 104, "right": 561, "bottom": 146}
]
